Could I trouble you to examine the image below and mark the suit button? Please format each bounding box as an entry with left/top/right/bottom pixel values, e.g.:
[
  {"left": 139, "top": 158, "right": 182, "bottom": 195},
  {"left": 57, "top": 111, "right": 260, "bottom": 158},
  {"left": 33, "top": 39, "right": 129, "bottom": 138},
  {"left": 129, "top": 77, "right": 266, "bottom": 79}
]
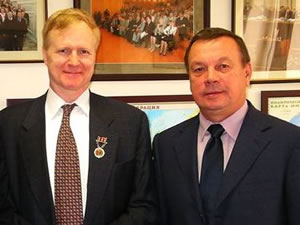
[{"left": 199, "top": 214, "right": 205, "bottom": 224}]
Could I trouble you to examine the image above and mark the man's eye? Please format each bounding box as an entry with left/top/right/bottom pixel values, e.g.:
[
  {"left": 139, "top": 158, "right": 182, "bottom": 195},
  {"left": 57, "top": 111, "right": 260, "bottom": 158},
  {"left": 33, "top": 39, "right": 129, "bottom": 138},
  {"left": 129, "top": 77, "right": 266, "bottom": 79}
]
[
  {"left": 79, "top": 49, "right": 90, "bottom": 55},
  {"left": 193, "top": 66, "right": 206, "bottom": 73},
  {"left": 217, "top": 64, "right": 230, "bottom": 72},
  {"left": 58, "top": 49, "right": 70, "bottom": 54}
]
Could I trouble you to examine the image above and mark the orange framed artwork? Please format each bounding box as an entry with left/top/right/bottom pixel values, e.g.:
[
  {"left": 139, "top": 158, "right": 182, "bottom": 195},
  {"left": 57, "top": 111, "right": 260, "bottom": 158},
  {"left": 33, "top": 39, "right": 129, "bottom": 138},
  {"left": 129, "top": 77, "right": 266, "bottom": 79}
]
[{"left": 74, "top": 0, "right": 209, "bottom": 80}]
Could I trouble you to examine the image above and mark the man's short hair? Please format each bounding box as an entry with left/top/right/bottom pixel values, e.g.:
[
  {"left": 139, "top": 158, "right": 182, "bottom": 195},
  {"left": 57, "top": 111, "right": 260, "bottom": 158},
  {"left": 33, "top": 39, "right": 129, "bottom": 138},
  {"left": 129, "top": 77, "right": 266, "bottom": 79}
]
[
  {"left": 184, "top": 27, "right": 250, "bottom": 73},
  {"left": 42, "top": 8, "right": 100, "bottom": 50}
]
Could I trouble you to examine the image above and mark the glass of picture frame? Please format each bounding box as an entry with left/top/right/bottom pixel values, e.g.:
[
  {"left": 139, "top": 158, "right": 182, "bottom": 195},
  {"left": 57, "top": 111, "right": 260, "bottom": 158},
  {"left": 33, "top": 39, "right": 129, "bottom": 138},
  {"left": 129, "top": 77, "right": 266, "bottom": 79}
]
[
  {"left": 233, "top": 0, "right": 300, "bottom": 83},
  {"left": 0, "top": 0, "right": 46, "bottom": 62},
  {"left": 261, "top": 90, "right": 300, "bottom": 126}
]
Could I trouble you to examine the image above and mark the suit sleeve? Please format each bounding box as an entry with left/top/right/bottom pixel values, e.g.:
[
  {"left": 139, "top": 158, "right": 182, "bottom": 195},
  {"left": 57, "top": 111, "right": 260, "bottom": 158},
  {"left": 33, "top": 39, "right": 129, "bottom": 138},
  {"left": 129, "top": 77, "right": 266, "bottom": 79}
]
[
  {"left": 286, "top": 139, "right": 300, "bottom": 225},
  {"left": 108, "top": 112, "right": 157, "bottom": 225},
  {"left": 0, "top": 115, "right": 33, "bottom": 225},
  {"left": 153, "top": 134, "right": 168, "bottom": 225}
]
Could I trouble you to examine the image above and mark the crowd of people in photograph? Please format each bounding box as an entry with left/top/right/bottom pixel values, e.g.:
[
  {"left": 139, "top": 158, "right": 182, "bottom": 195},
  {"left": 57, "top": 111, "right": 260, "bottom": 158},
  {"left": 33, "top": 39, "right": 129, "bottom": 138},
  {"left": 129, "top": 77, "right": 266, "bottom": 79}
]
[
  {"left": 244, "top": 3, "right": 300, "bottom": 20},
  {"left": 0, "top": 0, "right": 29, "bottom": 51},
  {"left": 93, "top": 3, "right": 193, "bottom": 56}
]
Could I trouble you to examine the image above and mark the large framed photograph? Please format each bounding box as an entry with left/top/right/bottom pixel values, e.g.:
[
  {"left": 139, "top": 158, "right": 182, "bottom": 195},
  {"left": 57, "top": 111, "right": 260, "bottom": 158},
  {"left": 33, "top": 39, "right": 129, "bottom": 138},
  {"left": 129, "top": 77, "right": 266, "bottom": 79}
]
[
  {"left": 74, "top": 0, "right": 209, "bottom": 81},
  {"left": 261, "top": 90, "right": 300, "bottom": 126},
  {"left": 0, "top": 0, "right": 46, "bottom": 62},
  {"left": 7, "top": 95, "right": 198, "bottom": 141},
  {"left": 233, "top": 0, "right": 300, "bottom": 83}
]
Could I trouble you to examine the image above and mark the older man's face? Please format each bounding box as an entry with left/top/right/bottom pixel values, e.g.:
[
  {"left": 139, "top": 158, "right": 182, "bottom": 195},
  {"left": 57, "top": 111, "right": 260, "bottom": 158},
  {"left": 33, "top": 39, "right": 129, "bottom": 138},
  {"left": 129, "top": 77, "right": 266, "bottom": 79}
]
[
  {"left": 188, "top": 36, "right": 252, "bottom": 122},
  {"left": 43, "top": 21, "right": 98, "bottom": 101}
]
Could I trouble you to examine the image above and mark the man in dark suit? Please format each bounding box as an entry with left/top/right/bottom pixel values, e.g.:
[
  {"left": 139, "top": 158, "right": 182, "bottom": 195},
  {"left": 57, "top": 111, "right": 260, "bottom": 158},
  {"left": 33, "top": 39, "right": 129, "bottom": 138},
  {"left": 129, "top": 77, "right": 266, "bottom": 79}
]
[
  {"left": 0, "top": 8, "right": 156, "bottom": 225},
  {"left": 153, "top": 27, "right": 300, "bottom": 225},
  {"left": 14, "top": 10, "right": 27, "bottom": 50}
]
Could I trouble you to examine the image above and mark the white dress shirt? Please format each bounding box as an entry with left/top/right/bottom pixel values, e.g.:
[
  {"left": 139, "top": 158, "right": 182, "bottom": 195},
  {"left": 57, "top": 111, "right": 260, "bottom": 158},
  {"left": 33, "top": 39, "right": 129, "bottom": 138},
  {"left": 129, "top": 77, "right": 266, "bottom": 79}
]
[{"left": 45, "top": 88, "right": 90, "bottom": 215}]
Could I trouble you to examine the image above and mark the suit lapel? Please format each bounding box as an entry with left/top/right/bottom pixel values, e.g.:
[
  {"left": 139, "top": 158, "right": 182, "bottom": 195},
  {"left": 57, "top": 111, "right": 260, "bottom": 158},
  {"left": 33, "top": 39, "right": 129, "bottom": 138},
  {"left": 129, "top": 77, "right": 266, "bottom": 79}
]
[
  {"left": 216, "top": 104, "right": 272, "bottom": 207},
  {"left": 20, "top": 94, "right": 55, "bottom": 225},
  {"left": 84, "top": 94, "right": 119, "bottom": 225},
  {"left": 173, "top": 116, "right": 204, "bottom": 213}
]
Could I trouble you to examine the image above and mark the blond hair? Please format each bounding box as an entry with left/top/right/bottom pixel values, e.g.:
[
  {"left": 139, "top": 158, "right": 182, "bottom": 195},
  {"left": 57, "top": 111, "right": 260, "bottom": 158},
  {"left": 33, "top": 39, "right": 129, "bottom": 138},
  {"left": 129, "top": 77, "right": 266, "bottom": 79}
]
[{"left": 42, "top": 8, "right": 100, "bottom": 49}]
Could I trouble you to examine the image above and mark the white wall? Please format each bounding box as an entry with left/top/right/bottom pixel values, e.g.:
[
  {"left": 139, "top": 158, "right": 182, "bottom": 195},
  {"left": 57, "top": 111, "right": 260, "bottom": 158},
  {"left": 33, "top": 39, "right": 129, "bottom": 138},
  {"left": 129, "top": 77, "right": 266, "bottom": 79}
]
[{"left": 0, "top": 0, "right": 299, "bottom": 110}]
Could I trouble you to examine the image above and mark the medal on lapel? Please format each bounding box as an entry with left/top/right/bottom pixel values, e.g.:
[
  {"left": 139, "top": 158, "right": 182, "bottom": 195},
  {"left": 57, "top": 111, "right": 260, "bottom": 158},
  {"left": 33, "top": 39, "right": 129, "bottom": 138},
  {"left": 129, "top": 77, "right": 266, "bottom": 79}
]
[{"left": 94, "top": 136, "right": 108, "bottom": 158}]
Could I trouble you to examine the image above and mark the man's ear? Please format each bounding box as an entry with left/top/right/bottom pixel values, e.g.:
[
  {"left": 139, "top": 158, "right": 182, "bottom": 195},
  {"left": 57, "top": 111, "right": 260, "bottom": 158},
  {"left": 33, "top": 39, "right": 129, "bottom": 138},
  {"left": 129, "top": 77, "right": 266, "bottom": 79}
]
[
  {"left": 245, "top": 63, "right": 252, "bottom": 86},
  {"left": 42, "top": 48, "right": 48, "bottom": 65}
]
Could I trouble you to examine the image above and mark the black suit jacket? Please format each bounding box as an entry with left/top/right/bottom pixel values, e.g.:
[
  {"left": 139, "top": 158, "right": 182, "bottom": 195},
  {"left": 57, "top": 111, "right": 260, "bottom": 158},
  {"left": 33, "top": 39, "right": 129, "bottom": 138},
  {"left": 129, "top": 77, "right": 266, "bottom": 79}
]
[
  {"left": 153, "top": 101, "right": 300, "bottom": 225},
  {"left": 0, "top": 92, "right": 157, "bottom": 225}
]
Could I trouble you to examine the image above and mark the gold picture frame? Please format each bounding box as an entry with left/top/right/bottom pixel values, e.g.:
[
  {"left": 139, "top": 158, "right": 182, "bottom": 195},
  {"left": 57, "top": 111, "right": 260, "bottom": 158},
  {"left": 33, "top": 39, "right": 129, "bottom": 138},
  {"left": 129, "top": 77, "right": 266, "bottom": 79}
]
[{"left": 0, "top": 0, "right": 47, "bottom": 62}]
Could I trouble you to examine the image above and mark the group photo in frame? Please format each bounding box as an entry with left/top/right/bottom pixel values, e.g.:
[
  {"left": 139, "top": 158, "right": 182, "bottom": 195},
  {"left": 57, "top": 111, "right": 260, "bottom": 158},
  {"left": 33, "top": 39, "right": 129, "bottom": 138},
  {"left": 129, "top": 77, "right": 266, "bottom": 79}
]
[
  {"left": 261, "top": 90, "right": 300, "bottom": 126},
  {"left": 0, "top": 0, "right": 46, "bottom": 62},
  {"left": 233, "top": 0, "right": 300, "bottom": 82},
  {"left": 74, "top": 0, "right": 209, "bottom": 80}
]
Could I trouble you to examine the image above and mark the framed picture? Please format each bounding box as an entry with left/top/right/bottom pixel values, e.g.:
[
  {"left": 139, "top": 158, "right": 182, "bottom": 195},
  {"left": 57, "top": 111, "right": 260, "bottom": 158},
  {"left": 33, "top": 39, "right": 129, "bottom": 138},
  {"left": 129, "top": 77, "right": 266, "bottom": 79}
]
[
  {"left": 113, "top": 95, "right": 198, "bottom": 140},
  {"left": 233, "top": 0, "right": 300, "bottom": 83},
  {"left": 0, "top": 0, "right": 47, "bottom": 62},
  {"left": 74, "top": 0, "right": 210, "bottom": 81},
  {"left": 261, "top": 90, "right": 300, "bottom": 126},
  {"left": 7, "top": 95, "right": 198, "bottom": 141}
]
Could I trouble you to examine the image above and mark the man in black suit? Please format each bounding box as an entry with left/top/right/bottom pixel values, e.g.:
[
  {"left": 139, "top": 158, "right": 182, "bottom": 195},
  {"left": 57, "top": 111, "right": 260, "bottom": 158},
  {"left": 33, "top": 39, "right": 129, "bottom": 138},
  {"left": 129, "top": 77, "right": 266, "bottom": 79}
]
[
  {"left": 2, "top": 10, "right": 15, "bottom": 50},
  {"left": 0, "top": 8, "right": 156, "bottom": 225},
  {"left": 153, "top": 27, "right": 300, "bottom": 225},
  {"left": 14, "top": 10, "right": 27, "bottom": 50}
]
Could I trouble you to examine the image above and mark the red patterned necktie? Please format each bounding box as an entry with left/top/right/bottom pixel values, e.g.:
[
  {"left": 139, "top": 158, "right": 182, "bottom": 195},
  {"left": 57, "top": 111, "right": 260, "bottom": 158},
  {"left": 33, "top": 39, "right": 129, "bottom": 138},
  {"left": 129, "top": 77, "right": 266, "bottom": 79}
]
[{"left": 55, "top": 104, "right": 83, "bottom": 225}]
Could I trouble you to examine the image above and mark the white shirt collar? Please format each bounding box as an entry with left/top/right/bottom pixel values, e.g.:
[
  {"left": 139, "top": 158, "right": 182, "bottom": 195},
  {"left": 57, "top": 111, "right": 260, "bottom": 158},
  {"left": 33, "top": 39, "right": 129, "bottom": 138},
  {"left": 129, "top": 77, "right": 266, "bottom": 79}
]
[{"left": 46, "top": 88, "right": 90, "bottom": 119}]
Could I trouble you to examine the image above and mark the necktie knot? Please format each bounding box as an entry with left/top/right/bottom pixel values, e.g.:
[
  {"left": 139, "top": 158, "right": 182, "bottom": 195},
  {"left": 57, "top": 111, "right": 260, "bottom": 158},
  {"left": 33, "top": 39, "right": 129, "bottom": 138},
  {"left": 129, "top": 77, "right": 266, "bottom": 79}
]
[
  {"left": 62, "top": 104, "right": 76, "bottom": 117},
  {"left": 208, "top": 124, "right": 224, "bottom": 138}
]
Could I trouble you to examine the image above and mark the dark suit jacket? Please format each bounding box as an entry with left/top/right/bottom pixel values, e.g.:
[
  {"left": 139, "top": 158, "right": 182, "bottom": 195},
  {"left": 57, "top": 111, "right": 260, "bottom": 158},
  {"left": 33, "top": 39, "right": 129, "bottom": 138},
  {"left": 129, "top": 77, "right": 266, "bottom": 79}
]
[
  {"left": 0, "top": 92, "right": 157, "bottom": 225},
  {"left": 153, "top": 101, "right": 300, "bottom": 225}
]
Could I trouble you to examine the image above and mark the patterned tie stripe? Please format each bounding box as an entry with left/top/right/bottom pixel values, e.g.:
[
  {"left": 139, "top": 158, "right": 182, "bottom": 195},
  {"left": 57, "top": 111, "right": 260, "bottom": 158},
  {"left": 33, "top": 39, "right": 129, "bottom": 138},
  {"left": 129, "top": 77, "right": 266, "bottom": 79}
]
[{"left": 55, "top": 104, "right": 83, "bottom": 225}]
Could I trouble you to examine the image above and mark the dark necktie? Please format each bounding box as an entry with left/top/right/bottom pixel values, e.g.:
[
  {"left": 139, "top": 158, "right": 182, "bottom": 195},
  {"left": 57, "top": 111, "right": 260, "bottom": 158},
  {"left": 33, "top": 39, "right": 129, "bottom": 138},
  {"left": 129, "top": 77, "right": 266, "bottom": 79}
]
[
  {"left": 55, "top": 104, "right": 83, "bottom": 225},
  {"left": 199, "top": 124, "right": 224, "bottom": 218}
]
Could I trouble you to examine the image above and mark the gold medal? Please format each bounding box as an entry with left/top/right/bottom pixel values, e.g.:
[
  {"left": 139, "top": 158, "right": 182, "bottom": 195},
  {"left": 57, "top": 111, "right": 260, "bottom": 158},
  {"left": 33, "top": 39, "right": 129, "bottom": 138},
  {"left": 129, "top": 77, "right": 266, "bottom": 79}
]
[
  {"left": 94, "top": 136, "right": 108, "bottom": 159},
  {"left": 94, "top": 147, "right": 105, "bottom": 158}
]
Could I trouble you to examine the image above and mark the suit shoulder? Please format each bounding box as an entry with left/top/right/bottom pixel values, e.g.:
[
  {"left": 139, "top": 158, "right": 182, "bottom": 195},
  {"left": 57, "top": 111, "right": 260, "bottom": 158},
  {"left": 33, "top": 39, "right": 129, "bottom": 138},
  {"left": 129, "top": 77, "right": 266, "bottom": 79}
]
[
  {"left": 265, "top": 112, "right": 300, "bottom": 133},
  {"left": 90, "top": 93, "right": 146, "bottom": 117},
  {"left": 155, "top": 115, "right": 199, "bottom": 138},
  {"left": 248, "top": 105, "right": 300, "bottom": 137},
  {"left": 93, "top": 94, "right": 141, "bottom": 111},
  {"left": 0, "top": 98, "right": 37, "bottom": 119}
]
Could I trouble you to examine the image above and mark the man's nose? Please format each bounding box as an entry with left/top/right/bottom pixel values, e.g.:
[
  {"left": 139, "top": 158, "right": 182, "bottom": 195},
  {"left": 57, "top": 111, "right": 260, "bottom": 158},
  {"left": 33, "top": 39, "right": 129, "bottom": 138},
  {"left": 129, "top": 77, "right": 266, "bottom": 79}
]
[
  {"left": 69, "top": 51, "right": 80, "bottom": 66},
  {"left": 205, "top": 68, "right": 219, "bottom": 82}
]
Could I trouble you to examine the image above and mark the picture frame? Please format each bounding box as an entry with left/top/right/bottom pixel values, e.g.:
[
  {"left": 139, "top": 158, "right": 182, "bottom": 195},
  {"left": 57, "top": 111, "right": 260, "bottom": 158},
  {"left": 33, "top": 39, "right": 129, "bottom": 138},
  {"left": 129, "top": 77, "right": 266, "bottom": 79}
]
[
  {"left": 7, "top": 95, "right": 198, "bottom": 140},
  {"left": 74, "top": 0, "right": 210, "bottom": 81},
  {"left": 0, "top": 0, "right": 47, "bottom": 62},
  {"left": 233, "top": 0, "right": 300, "bottom": 83},
  {"left": 261, "top": 90, "right": 300, "bottom": 126},
  {"left": 113, "top": 95, "right": 198, "bottom": 140}
]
